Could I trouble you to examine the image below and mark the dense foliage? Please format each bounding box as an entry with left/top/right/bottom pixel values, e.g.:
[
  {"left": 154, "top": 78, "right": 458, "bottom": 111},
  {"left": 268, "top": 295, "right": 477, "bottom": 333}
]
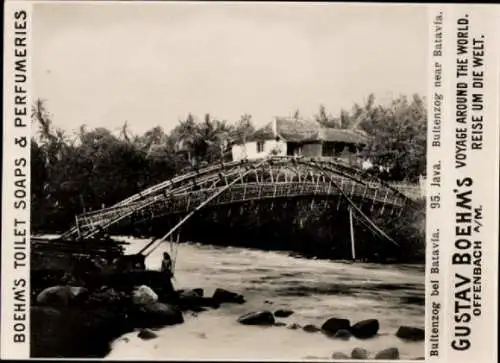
[{"left": 32, "top": 94, "right": 426, "bottom": 238}]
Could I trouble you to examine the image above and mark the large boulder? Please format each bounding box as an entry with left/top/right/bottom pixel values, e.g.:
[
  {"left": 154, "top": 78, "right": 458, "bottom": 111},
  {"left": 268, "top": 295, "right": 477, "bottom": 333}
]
[
  {"left": 374, "top": 347, "right": 400, "bottom": 360},
  {"left": 274, "top": 309, "right": 294, "bottom": 318},
  {"left": 237, "top": 311, "right": 275, "bottom": 326},
  {"left": 395, "top": 326, "right": 425, "bottom": 341},
  {"left": 134, "top": 302, "right": 184, "bottom": 328},
  {"left": 138, "top": 328, "right": 157, "bottom": 340},
  {"left": 36, "top": 286, "right": 82, "bottom": 307},
  {"left": 84, "top": 288, "right": 126, "bottom": 308},
  {"left": 132, "top": 285, "right": 158, "bottom": 305},
  {"left": 212, "top": 288, "right": 245, "bottom": 304},
  {"left": 351, "top": 347, "right": 369, "bottom": 359},
  {"left": 31, "top": 306, "right": 130, "bottom": 358},
  {"left": 321, "top": 317, "right": 350, "bottom": 336},
  {"left": 349, "top": 319, "right": 379, "bottom": 339}
]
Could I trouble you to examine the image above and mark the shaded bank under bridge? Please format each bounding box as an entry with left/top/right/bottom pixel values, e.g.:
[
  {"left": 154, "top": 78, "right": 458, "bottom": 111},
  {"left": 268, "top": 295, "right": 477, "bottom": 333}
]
[{"left": 60, "top": 157, "right": 420, "bottom": 257}]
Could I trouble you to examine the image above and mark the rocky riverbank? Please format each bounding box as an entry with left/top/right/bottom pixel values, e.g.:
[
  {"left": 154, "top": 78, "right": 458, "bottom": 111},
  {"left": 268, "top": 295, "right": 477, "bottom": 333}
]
[
  {"left": 31, "top": 267, "right": 247, "bottom": 358},
  {"left": 33, "top": 272, "right": 425, "bottom": 360},
  {"left": 31, "top": 237, "right": 425, "bottom": 359}
]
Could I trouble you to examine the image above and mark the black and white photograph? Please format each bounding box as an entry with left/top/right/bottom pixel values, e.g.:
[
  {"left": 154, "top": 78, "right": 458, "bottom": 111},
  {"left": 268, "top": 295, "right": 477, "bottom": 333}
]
[{"left": 28, "top": 1, "right": 429, "bottom": 360}]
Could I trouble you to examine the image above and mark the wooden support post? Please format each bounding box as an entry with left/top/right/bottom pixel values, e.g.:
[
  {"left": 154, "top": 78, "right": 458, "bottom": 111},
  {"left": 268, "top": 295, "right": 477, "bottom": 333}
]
[
  {"left": 75, "top": 215, "right": 81, "bottom": 239},
  {"left": 336, "top": 193, "right": 342, "bottom": 210},
  {"left": 348, "top": 206, "right": 356, "bottom": 261},
  {"left": 389, "top": 202, "right": 395, "bottom": 216},
  {"left": 380, "top": 189, "right": 389, "bottom": 215},
  {"left": 362, "top": 184, "right": 368, "bottom": 201},
  {"left": 370, "top": 189, "right": 378, "bottom": 212}
]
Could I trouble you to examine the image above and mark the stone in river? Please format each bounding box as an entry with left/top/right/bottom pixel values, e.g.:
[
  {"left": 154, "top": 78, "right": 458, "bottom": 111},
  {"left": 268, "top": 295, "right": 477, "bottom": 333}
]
[
  {"left": 274, "top": 309, "right": 294, "bottom": 318},
  {"left": 287, "top": 323, "right": 301, "bottom": 330},
  {"left": 332, "top": 352, "right": 350, "bottom": 359},
  {"left": 212, "top": 288, "right": 245, "bottom": 304},
  {"left": 274, "top": 321, "right": 287, "bottom": 327},
  {"left": 374, "top": 347, "right": 400, "bottom": 360},
  {"left": 303, "top": 324, "right": 321, "bottom": 333},
  {"left": 321, "top": 317, "right": 351, "bottom": 336},
  {"left": 333, "top": 329, "right": 351, "bottom": 340},
  {"left": 350, "top": 319, "right": 379, "bottom": 339},
  {"left": 132, "top": 285, "right": 158, "bottom": 306},
  {"left": 395, "top": 326, "right": 425, "bottom": 341},
  {"left": 237, "top": 311, "right": 275, "bottom": 326},
  {"left": 138, "top": 328, "right": 157, "bottom": 340},
  {"left": 351, "top": 347, "right": 369, "bottom": 359},
  {"left": 135, "top": 302, "right": 184, "bottom": 328}
]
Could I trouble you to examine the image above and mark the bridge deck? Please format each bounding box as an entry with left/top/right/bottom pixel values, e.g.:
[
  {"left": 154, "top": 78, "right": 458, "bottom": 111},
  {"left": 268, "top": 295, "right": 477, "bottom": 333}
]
[{"left": 62, "top": 157, "right": 418, "bottom": 240}]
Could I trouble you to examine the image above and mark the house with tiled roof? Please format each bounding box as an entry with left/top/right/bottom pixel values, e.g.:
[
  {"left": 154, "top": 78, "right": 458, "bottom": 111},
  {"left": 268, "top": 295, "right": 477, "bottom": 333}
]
[{"left": 231, "top": 117, "right": 370, "bottom": 163}]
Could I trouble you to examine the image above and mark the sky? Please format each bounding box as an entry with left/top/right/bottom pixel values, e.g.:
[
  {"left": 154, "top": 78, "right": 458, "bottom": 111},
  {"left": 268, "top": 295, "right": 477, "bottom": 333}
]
[{"left": 33, "top": 2, "right": 428, "bottom": 136}]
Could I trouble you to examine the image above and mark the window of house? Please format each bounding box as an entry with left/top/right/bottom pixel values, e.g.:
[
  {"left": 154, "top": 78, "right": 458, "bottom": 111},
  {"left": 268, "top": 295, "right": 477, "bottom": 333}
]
[{"left": 257, "top": 141, "right": 265, "bottom": 153}]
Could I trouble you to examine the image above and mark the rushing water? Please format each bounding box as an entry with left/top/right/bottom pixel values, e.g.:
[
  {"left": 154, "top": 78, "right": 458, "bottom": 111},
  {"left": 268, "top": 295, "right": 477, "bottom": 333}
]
[{"left": 107, "top": 237, "right": 425, "bottom": 361}]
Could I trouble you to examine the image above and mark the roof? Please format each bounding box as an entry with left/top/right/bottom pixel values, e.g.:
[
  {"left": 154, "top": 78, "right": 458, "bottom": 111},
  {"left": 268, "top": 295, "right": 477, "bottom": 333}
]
[
  {"left": 275, "top": 117, "right": 320, "bottom": 142},
  {"left": 249, "top": 117, "right": 369, "bottom": 144},
  {"left": 319, "top": 128, "right": 369, "bottom": 144}
]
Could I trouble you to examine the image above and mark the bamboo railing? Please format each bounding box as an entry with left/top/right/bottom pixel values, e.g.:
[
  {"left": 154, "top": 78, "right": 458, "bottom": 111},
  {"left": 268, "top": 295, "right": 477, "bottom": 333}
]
[{"left": 61, "top": 157, "right": 418, "bottom": 240}]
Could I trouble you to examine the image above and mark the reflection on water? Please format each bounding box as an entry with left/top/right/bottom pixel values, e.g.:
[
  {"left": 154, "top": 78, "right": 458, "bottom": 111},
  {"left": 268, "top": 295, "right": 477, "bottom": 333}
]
[{"left": 108, "top": 238, "right": 424, "bottom": 361}]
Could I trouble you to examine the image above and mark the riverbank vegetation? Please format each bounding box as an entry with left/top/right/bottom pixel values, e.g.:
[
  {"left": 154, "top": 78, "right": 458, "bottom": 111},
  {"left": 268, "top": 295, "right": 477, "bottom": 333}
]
[{"left": 31, "top": 94, "right": 426, "bottom": 262}]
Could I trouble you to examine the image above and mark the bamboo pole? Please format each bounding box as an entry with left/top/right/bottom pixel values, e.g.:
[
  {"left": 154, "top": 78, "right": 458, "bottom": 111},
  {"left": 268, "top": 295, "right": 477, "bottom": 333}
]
[
  {"left": 348, "top": 206, "right": 356, "bottom": 261},
  {"left": 140, "top": 160, "right": 265, "bottom": 256}
]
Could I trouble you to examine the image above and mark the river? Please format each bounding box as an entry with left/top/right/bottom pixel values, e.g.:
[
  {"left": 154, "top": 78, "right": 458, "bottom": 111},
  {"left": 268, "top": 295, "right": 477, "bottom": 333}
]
[{"left": 107, "top": 237, "right": 425, "bottom": 361}]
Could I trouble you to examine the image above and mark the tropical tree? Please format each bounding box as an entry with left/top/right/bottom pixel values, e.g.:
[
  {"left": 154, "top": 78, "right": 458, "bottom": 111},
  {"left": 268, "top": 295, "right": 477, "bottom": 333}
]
[{"left": 357, "top": 94, "right": 427, "bottom": 182}]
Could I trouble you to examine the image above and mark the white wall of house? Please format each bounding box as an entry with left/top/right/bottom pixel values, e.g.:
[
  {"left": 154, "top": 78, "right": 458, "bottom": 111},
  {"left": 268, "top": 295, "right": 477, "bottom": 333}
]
[{"left": 231, "top": 139, "right": 287, "bottom": 161}]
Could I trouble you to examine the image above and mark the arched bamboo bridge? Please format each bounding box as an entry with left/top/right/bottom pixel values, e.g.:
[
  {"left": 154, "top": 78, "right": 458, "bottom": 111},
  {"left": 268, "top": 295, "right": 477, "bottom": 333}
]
[{"left": 61, "top": 157, "right": 420, "bottom": 245}]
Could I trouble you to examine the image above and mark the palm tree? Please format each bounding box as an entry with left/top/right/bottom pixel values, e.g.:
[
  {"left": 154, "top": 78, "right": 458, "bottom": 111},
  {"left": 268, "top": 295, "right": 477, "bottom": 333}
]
[{"left": 172, "top": 113, "right": 200, "bottom": 166}]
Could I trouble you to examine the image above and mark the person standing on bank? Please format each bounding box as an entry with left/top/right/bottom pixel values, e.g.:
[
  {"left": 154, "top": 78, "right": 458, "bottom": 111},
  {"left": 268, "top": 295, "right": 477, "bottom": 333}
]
[{"left": 161, "top": 251, "right": 173, "bottom": 278}]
